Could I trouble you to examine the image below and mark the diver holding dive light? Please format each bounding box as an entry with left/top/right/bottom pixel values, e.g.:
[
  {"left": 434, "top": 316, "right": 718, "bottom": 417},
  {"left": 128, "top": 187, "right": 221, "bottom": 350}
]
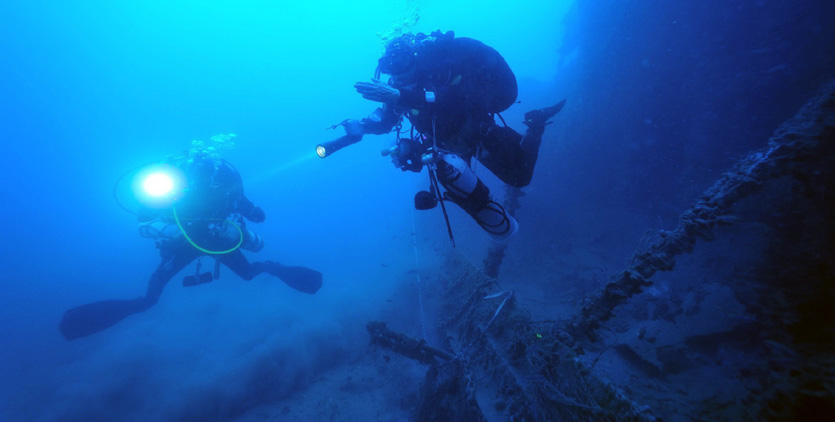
[
  {"left": 59, "top": 138, "right": 323, "bottom": 340},
  {"left": 317, "top": 31, "right": 565, "bottom": 243}
]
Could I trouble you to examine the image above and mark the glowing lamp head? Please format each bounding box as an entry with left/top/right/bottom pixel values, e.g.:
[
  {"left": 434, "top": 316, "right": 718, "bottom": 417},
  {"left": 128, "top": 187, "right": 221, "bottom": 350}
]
[
  {"left": 131, "top": 163, "right": 184, "bottom": 208},
  {"left": 316, "top": 145, "right": 327, "bottom": 158},
  {"left": 142, "top": 172, "right": 175, "bottom": 197}
]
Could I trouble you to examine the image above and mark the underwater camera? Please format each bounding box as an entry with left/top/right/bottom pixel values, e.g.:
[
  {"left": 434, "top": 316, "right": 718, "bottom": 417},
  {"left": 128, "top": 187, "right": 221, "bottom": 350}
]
[{"left": 381, "top": 137, "right": 432, "bottom": 172}]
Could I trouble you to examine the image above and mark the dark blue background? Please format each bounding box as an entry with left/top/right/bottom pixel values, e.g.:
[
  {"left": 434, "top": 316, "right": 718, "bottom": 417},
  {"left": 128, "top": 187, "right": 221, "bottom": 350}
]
[{"left": 0, "top": 0, "right": 832, "bottom": 420}]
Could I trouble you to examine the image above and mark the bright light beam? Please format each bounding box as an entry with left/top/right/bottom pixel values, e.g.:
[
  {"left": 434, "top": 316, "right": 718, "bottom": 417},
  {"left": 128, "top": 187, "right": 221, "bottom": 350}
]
[
  {"left": 250, "top": 152, "right": 318, "bottom": 186},
  {"left": 142, "top": 172, "right": 175, "bottom": 197},
  {"left": 133, "top": 164, "right": 184, "bottom": 207}
]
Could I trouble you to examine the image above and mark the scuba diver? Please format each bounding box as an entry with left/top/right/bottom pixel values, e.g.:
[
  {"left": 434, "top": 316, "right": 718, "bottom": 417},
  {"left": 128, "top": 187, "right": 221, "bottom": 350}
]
[
  {"left": 318, "top": 30, "right": 565, "bottom": 242},
  {"left": 59, "top": 142, "right": 323, "bottom": 340}
]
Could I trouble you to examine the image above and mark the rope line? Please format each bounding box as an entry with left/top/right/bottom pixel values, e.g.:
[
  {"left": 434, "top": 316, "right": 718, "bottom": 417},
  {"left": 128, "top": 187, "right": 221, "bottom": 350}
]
[{"left": 409, "top": 194, "right": 429, "bottom": 340}]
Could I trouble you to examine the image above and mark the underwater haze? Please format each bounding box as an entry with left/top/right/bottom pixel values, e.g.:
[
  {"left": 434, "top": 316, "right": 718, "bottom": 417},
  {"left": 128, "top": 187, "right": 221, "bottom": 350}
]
[
  {"left": 2, "top": 0, "right": 835, "bottom": 421},
  {"left": 0, "top": 1, "right": 568, "bottom": 421}
]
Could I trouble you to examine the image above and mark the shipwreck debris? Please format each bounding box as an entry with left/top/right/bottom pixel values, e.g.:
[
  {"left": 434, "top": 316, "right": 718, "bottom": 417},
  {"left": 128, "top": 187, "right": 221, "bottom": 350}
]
[
  {"left": 369, "top": 82, "right": 834, "bottom": 421},
  {"left": 368, "top": 321, "right": 454, "bottom": 365},
  {"left": 370, "top": 252, "right": 656, "bottom": 421},
  {"left": 566, "top": 82, "right": 835, "bottom": 343}
]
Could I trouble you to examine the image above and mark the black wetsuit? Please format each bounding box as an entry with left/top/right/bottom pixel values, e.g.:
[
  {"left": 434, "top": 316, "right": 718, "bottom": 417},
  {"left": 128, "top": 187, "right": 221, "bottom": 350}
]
[
  {"left": 137, "top": 159, "right": 285, "bottom": 312},
  {"left": 363, "top": 37, "right": 545, "bottom": 188},
  {"left": 59, "top": 159, "right": 322, "bottom": 340}
]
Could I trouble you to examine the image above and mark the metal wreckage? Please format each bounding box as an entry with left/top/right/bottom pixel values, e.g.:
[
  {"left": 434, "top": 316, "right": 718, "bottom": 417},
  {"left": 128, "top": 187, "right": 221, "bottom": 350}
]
[{"left": 366, "top": 82, "right": 835, "bottom": 421}]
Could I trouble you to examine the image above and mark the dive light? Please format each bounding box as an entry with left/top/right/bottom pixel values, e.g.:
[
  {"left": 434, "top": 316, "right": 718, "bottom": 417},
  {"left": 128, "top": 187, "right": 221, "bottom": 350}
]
[
  {"left": 142, "top": 172, "right": 175, "bottom": 197},
  {"left": 134, "top": 164, "right": 184, "bottom": 206},
  {"left": 316, "top": 135, "right": 362, "bottom": 158}
]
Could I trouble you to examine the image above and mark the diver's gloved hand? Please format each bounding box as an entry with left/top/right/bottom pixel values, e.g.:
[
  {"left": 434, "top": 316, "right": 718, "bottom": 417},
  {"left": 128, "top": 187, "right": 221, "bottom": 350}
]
[
  {"left": 354, "top": 78, "right": 401, "bottom": 104},
  {"left": 248, "top": 207, "right": 266, "bottom": 223},
  {"left": 342, "top": 118, "right": 364, "bottom": 137}
]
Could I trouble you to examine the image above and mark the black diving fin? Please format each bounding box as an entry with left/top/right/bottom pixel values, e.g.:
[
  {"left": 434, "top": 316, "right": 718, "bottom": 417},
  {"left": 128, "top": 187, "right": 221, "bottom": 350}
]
[
  {"left": 59, "top": 298, "right": 146, "bottom": 340},
  {"left": 271, "top": 264, "right": 323, "bottom": 295}
]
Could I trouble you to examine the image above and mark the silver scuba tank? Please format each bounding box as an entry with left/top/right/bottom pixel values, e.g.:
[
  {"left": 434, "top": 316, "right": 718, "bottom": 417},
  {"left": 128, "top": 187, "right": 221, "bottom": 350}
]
[{"left": 438, "top": 154, "right": 519, "bottom": 243}]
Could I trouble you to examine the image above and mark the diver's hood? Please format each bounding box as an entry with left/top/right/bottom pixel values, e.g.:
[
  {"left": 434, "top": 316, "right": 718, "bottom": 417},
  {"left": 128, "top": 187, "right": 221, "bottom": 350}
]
[{"left": 377, "top": 30, "right": 455, "bottom": 76}]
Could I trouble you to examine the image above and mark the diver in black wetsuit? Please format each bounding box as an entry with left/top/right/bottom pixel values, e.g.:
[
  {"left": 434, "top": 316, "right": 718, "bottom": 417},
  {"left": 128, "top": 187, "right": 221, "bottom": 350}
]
[
  {"left": 344, "top": 30, "right": 565, "bottom": 242},
  {"left": 59, "top": 150, "right": 323, "bottom": 341}
]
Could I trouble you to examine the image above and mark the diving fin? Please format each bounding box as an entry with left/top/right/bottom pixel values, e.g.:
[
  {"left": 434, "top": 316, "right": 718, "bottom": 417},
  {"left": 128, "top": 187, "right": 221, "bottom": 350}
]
[
  {"left": 270, "top": 263, "right": 323, "bottom": 295},
  {"left": 59, "top": 298, "right": 146, "bottom": 340},
  {"left": 523, "top": 99, "right": 567, "bottom": 129}
]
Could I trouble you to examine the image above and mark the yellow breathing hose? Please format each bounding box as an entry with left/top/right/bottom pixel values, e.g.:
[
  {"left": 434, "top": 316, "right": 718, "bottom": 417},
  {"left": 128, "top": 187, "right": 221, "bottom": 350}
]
[{"left": 172, "top": 205, "right": 243, "bottom": 254}]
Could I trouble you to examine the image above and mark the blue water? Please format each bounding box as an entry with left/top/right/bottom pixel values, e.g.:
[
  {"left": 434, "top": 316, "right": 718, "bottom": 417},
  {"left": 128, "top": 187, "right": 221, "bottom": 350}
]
[{"left": 1, "top": 0, "right": 833, "bottom": 421}]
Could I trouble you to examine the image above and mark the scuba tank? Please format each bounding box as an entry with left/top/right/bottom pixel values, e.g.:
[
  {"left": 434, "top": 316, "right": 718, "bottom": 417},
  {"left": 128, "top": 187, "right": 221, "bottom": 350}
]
[
  {"left": 436, "top": 154, "right": 519, "bottom": 243},
  {"left": 240, "top": 228, "right": 264, "bottom": 252},
  {"left": 138, "top": 219, "right": 180, "bottom": 241}
]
